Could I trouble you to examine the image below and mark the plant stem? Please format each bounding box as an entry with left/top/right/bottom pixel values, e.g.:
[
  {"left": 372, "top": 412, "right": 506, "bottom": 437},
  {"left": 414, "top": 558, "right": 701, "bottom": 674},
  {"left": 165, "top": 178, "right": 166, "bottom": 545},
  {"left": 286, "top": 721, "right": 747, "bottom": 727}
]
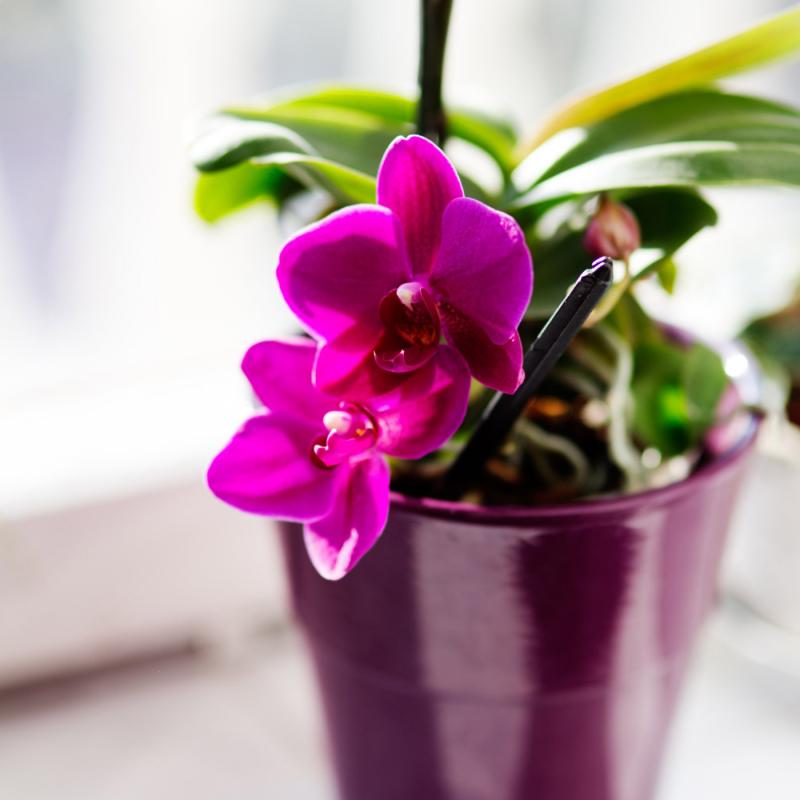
[{"left": 417, "top": 0, "right": 453, "bottom": 144}]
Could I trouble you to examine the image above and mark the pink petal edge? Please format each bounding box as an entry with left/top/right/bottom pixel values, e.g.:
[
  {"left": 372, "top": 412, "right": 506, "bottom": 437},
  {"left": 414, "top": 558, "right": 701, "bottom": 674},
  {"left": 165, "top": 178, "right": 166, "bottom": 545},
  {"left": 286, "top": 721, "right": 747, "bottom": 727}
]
[
  {"left": 303, "top": 455, "right": 390, "bottom": 580},
  {"left": 440, "top": 307, "right": 526, "bottom": 394},
  {"left": 430, "top": 197, "right": 533, "bottom": 345},
  {"left": 277, "top": 204, "right": 412, "bottom": 343},
  {"left": 207, "top": 413, "right": 338, "bottom": 521},
  {"left": 242, "top": 338, "right": 332, "bottom": 425},
  {"left": 373, "top": 346, "right": 472, "bottom": 459}
]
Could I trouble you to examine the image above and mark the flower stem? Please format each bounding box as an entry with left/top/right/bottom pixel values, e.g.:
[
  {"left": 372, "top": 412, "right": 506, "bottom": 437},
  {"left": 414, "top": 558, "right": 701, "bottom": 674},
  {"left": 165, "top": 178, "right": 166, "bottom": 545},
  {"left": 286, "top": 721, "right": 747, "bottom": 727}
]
[
  {"left": 417, "top": 0, "right": 453, "bottom": 144},
  {"left": 441, "top": 258, "right": 613, "bottom": 500}
]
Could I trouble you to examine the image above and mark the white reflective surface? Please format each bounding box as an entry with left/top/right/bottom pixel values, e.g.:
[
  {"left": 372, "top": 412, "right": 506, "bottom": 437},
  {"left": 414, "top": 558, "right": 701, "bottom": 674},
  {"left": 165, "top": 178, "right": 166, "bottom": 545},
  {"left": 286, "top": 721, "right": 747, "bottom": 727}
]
[{"left": 0, "top": 617, "right": 798, "bottom": 800}]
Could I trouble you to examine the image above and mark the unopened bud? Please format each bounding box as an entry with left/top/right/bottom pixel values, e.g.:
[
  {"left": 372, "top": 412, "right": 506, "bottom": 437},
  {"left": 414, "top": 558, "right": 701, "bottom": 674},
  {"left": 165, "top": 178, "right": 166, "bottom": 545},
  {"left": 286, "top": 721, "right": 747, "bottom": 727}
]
[{"left": 583, "top": 195, "right": 641, "bottom": 261}]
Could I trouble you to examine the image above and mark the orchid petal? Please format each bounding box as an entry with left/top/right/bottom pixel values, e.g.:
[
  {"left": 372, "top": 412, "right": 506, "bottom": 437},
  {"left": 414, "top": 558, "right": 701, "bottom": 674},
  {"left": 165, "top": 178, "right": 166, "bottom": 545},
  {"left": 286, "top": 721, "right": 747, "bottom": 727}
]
[
  {"left": 207, "top": 414, "right": 338, "bottom": 520},
  {"left": 313, "top": 329, "right": 407, "bottom": 400},
  {"left": 430, "top": 197, "right": 533, "bottom": 344},
  {"left": 373, "top": 346, "right": 471, "bottom": 459},
  {"left": 373, "top": 340, "right": 438, "bottom": 373},
  {"left": 303, "top": 456, "right": 390, "bottom": 580},
  {"left": 242, "top": 338, "right": 332, "bottom": 424},
  {"left": 440, "top": 306, "right": 525, "bottom": 393},
  {"left": 313, "top": 325, "right": 382, "bottom": 396},
  {"left": 277, "top": 204, "right": 411, "bottom": 342},
  {"left": 377, "top": 135, "right": 463, "bottom": 276}
]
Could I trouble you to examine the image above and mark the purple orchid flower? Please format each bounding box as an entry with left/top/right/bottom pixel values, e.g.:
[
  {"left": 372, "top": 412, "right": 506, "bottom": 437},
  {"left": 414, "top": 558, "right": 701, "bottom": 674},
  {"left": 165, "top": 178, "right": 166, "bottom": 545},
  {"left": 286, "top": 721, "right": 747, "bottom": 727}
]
[
  {"left": 277, "top": 135, "right": 534, "bottom": 397},
  {"left": 207, "top": 338, "right": 469, "bottom": 580}
]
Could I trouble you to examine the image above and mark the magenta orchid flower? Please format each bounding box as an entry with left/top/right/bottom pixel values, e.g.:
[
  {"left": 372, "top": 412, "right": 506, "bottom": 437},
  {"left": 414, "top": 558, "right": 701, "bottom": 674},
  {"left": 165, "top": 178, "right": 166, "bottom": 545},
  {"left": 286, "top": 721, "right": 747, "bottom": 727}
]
[
  {"left": 207, "top": 338, "right": 469, "bottom": 580},
  {"left": 277, "top": 135, "right": 533, "bottom": 398}
]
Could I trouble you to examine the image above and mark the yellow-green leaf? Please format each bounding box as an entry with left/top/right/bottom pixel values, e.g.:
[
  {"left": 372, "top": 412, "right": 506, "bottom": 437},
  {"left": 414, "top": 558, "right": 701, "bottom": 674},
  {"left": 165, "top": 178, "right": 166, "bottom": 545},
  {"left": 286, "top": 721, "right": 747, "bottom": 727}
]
[{"left": 520, "top": 6, "right": 800, "bottom": 157}]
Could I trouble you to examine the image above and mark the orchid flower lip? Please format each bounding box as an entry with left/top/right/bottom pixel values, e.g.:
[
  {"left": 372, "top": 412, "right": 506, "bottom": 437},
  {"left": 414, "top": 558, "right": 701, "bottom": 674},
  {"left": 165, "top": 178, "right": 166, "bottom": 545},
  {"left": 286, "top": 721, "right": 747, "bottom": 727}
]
[
  {"left": 374, "top": 281, "right": 442, "bottom": 374},
  {"left": 380, "top": 281, "right": 440, "bottom": 346},
  {"left": 310, "top": 401, "right": 378, "bottom": 469}
]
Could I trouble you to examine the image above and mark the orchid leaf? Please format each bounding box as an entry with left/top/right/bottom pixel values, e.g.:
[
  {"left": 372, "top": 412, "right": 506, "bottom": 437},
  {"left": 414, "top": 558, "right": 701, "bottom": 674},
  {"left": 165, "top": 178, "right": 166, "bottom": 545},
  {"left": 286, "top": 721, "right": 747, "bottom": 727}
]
[
  {"left": 191, "top": 118, "right": 311, "bottom": 172},
  {"left": 258, "top": 153, "right": 375, "bottom": 204},
  {"left": 220, "top": 104, "right": 409, "bottom": 176},
  {"left": 227, "top": 85, "right": 517, "bottom": 174},
  {"left": 445, "top": 108, "right": 517, "bottom": 175},
  {"left": 194, "top": 162, "right": 300, "bottom": 222},
  {"left": 190, "top": 85, "right": 512, "bottom": 221},
  {"left": 631, "top": 339, "right": 728, "bottom": 455},
  {"left": 609, "top": 292, "right": 662, "bottom": 346},
  {"left": 627, "top": 189, "right": 717, "bottom": 283},
  {"left": 193, "top": 154, "right": 373, "bottom": 221},
  {"left": 684, "top": 344, "right": 728, "bottom": 438},
  {"left": 190, "top": 116, "right": 377, "bottom": 218},
  {"left": 521, "top": 89, "right": 800, "bottom": 185},
  {"left": 520, "top": 6, "right": 800, "bottom": 154},
  {"left": 632, "top": 377, "right": 691, "bottom": 457},
  {"left": 631, "top": 342, "right": 690, "bottom": 456},
  {"left": 524, "top": 220, "right": 589, "bottom": 318},
  {"left": 513, "top": 142, "right": 800, "bottom": 213},
  {"left": 742, "top": 291, "right": 800, "bottom": 381},
  {"left": 655, "top": 258, "right": 678, "bottom": 294}
]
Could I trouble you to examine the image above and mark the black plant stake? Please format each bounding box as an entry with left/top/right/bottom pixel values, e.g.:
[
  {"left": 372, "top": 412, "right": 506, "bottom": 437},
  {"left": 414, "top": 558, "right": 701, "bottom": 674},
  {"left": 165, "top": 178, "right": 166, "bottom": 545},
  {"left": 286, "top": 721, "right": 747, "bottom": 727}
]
[
  {"left": 442, "top": 258, "right": 614, "bottom": 499},
  {"left": 417, "top": 0, "right": 453, "bottom": 144}
]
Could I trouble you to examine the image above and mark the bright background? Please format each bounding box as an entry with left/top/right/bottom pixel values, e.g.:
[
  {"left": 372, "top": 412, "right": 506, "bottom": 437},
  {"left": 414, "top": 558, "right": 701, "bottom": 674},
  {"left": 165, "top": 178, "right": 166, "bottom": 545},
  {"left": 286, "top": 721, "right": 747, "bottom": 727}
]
[{"left": 1, "top": 1, "right": 800, "bottom": 798}]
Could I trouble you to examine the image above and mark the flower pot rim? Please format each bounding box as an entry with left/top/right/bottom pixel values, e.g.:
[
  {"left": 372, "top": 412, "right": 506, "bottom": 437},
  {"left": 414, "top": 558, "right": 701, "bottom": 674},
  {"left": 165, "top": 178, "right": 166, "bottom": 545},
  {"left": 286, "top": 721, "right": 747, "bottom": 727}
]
[{"left": 389, "top": 414, "right": 759, "bottom": 526}]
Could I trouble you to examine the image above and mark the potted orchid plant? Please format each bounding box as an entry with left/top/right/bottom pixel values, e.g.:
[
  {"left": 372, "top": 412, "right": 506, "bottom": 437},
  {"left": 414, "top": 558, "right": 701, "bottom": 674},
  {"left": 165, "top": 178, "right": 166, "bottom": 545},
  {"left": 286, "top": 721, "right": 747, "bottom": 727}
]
[{"left": 192, "top": 4, "right": 800, "bottom": 799}]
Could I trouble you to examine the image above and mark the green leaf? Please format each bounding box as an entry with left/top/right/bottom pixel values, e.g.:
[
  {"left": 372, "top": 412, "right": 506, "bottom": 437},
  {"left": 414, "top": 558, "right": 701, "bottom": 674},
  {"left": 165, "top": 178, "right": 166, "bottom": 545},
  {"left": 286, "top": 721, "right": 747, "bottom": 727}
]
[
  {"left": 626, "top": 189, "right": 717, "bottom": 282},
  {"left": 207, "top": 109, "right": 491, "bottom": 203},
  {"left": 222, "top": 104, "right": 409, "bottom": 176},
  {"left": 633, "top": 379, "right": 691, "bottom": 456},
  {"left": 513, "top": 141, "right": 800, "bottom": 213},
  {"left": 274, "top": 86, "right": 414, "bottom": 122},
  {"left": 519, "top": 6, "right": 800, "bottom": 153},
  {"left": 523, "top": 188, "right": 716, "bottom": 316},
  {"left": 228, "top": 84, "right": 518, "bottom": 174},
  {"left": 742, "top": 292, "right": 800, "bottom": 380},
  {"left": 261, "top": 153, "right": 376, "bottom": 204},
  {"left": 284, "top": 86, "right": 519, "bottom": 172},
  {"left": 655, "top": 258, "right": 678, "bottom": 294},
  {"left": 523, "top": 212, "right": 589, "bottom": 318},
  {"left": 608, "top": 292, "right": 663, "bottom": 345},
  {"left": 630, "top": 339, "right": 728, "bottom": 455},
  {"left": 446, "top": 108, "right": 517, "bottom": 175},
  {"left": 193, "top": 153, "right": 374, "bottom": 222},
  {"left": 683, "top": 344, "right": 728, "bottom": 437},
  {"left": 191, "top": 118, "right": 312, "bottom": 172},
  {"left": 522, "top": 89, "right": 800, "bottom": 185},
  {"left": 631, "top": 341, "right": 691, "bottom": 456},
  {"left": 189, "top": 114, "right": 377, "bottom": 216},
  {"left": 190, "top": 85, "right": 516, "bottom": 221},
  {"left": 194, "top": 162, "right": 299, "bottom": 222}
]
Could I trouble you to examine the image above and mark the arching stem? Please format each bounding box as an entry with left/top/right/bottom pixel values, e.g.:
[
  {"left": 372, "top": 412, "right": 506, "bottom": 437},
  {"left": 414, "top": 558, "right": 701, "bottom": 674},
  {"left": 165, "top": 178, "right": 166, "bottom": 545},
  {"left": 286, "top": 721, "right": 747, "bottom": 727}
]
[{"left": 417, "top": 0, "right": 453, "bottom": 144}]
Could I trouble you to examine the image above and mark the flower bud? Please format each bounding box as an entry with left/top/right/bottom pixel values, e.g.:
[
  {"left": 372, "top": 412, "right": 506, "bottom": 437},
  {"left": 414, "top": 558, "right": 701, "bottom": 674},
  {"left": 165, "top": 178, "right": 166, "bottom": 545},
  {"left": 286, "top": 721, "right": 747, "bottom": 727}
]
[{"left": 583, "top": 195, "right": 641, "bottom": 261}]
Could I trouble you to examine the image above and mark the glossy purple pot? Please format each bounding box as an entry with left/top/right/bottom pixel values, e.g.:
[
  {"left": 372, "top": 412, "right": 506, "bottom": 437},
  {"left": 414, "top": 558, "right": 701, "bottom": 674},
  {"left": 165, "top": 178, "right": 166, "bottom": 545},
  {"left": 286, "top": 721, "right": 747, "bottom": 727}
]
[{"left": 279, "top": 424, "right": 757, "bottom": 800}]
